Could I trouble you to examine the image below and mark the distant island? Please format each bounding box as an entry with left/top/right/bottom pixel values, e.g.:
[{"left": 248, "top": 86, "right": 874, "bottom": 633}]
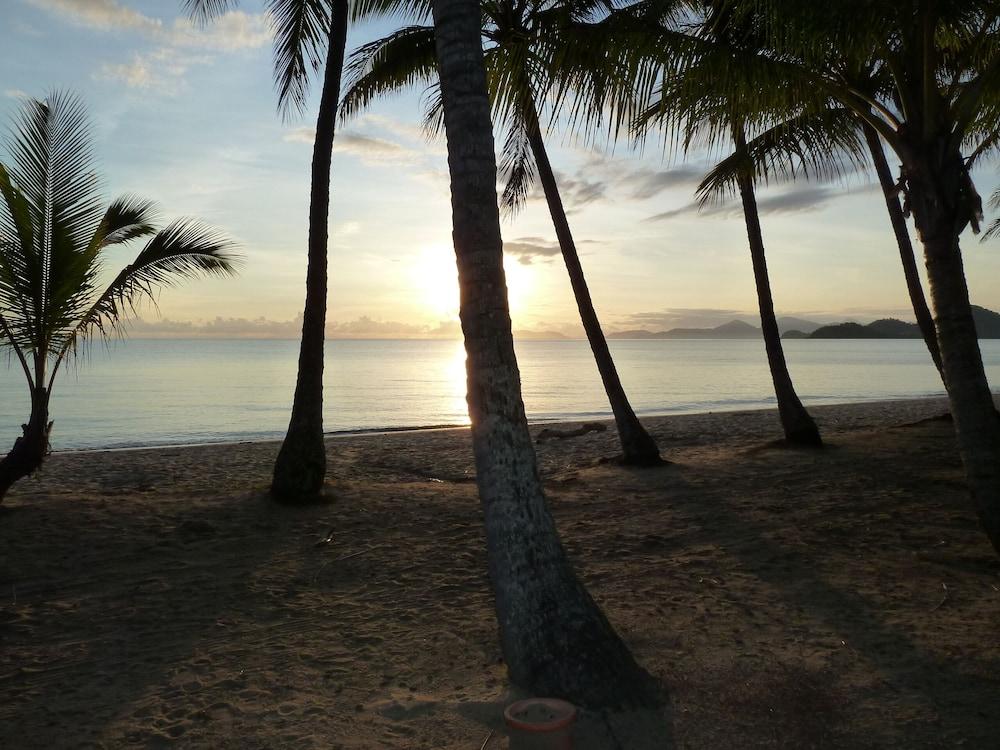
[
  {"left": 609, "top": 306, "right": 1000, "bottom": 340},
  {"left": 799, "top": 305, "right": 1000, "bottom": 339},
  {"left": 608, "top": 317, "right": 822, "bottom": 340}
]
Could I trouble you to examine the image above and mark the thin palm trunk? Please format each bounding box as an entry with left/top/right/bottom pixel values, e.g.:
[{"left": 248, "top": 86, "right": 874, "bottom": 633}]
[
  {"left": 524, "top": 103, "right": 661, "bottom": 465},
  {"left": 906, "top": 147, "right": 1000, "bottom": 556},
  {"left": 862, "top": 123, "right": 943, "bottom": 379},
  {"left": 0, "top": 386, "right": 51, "bottom": 501},
  {"left": 734, "top": 125, "right": 821, "bottom": 447},
  {"left": 431, "top": 0, "right": 656, "bottom": 707},
  {"left": 271, "top": 0, "right": 349, "bottom": 502}
]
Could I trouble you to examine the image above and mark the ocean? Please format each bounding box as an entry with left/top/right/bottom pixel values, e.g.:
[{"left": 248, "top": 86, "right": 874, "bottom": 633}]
[{"left": 0, "top": 338, "right": 993, "bottom": 452}]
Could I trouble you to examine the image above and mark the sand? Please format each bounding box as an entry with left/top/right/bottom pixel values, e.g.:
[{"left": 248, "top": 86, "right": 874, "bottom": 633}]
[{"left": 1, "top": 397, "right": 998, "bottom": 749}]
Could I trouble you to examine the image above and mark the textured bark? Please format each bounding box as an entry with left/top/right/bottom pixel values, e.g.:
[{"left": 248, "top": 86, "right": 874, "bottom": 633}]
[
  {"left": 524, "top": 103, "right": 662, "bottom": 465},
  {"left": 0, "top": 387, "right": 51, "bottom": 501},
  {"left": 431, "top": 0, "right": 657, "bottom": 707},
  {"left": 905, "top": 143, "right": 1000, "bottom": 556},
  {"left": 271, "top": 0, "right": 349, "bottom": 503},
  {"left": 862, "top": 123, "right": 943, "bottom": 379},
  {"left": 734, "top": 129, "right": 821, "bottom": 446}
]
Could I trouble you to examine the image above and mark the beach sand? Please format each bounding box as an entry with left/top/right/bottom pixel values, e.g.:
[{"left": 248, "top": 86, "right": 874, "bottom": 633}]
[{"left": 1, "top": 397, "right": 998, "bottom": 748}]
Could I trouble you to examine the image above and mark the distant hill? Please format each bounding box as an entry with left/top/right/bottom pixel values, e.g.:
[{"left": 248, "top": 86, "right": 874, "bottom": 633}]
[
  {"left": 610, "top": 319, "right": 762, "bottom": 339},
  {"left": 610, "top": 316, "right": 824, "bottom": 339},
  {"left": 777, "top": 316, "right": 823, "bottom": 334},
  {"left": 514, "top": 330, "right": 568, "bottom": 340},
  {"left": 611, "top": 307, "right": 1000, "bottom": 340},
  {"left": 805, "top": 306, "right": 1000, "bottom": 339}
]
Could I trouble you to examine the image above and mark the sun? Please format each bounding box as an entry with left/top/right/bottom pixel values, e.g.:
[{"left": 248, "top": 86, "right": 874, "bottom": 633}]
[
  {"left": 411, "top": 245, "right": 460, "bottom": 319},
  {"left": 410, "top": 244, "right": 535, "bottom": 319}
]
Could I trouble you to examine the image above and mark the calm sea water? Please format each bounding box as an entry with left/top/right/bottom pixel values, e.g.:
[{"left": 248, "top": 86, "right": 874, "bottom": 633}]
[{"left": 0, "top": 338, "right": 994, "bottom": 452}]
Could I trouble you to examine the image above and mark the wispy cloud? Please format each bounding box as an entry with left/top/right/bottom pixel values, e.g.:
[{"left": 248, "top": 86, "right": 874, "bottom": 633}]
[
  {"left": 129, "top": 314, "right": 463, "bottom": 339},
  {"left": 97, "top": 48, "right": 211, "bottom": 93},
  {"left": 28, "top": 0, "right": 268, "bottom": 92},
  {"left": 503, "top": 237, "right": 561, "bottom": 265},
  {"left": 27, "top": 0, "right": 269, "bottom": 48},
  {"left": 284, "top": 129, "right": 424, "bottom": 166},
  {"left": 645, "top": 186, "right": 836, "bottom": 222}
]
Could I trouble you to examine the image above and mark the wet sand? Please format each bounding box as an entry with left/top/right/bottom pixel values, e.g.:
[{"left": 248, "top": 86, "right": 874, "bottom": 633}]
[{"left": 1, "top": 396, "right": 998, "bottom": 748}]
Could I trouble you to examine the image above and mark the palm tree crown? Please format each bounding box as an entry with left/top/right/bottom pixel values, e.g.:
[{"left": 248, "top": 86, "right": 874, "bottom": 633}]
[{"left": 0, "top": 91, "right": 237, "bottom": 500}]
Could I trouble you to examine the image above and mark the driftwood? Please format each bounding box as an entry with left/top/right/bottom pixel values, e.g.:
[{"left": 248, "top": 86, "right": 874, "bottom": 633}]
[{"left": 536, "top": 422, "right": 608, "bottom": 442}]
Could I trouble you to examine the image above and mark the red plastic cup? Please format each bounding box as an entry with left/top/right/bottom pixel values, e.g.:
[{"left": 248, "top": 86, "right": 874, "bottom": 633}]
[{"left": 504, "top": 698, "right": 577, "bottom": 750}]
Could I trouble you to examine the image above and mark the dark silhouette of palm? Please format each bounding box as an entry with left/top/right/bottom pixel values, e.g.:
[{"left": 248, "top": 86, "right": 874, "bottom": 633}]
[
  {"left": 185, "top": 0, "right": 349, "bottom": 502},
  {"left": 341, "top": 0, "right": 663, "bottom": 464},
  {"left": 0, "top": 92, "right": 238, "bottom": 500}
]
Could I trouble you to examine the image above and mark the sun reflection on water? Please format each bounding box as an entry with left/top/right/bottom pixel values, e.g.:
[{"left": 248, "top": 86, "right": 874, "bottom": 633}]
[{"left": 445, "top": 341, "right": 471, "bottom": 425}]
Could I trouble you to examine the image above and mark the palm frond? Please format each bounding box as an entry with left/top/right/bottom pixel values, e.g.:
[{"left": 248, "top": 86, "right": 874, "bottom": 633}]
[
  {"left": 90, "top": 196, "right": 159, "bottom": 251},
  {"left": 53, "top": 219, "right": 239, "bottom": 370},
  {"left": 183, "top": 0, "right": 241, "bottom": 22},
  {"left": 696, "top": 108, "right": 869, "bottom": 205},
  {"left": 498, "top": 113, "right": 537, "bottom": 218},
  {"left": 985, "top": 187, "right": 1000, "bottom": 241},
  {"left": 349, "top": 0, "right": 431, "bottom": 22},
  {"left": 339, "top": 25, "right": 437, "bottom": 122},
  {"left": 269, "top": 0, "right": 332, "bottom": 117}
]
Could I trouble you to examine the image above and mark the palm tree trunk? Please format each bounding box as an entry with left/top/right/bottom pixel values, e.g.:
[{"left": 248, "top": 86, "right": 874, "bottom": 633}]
[
  {"left": 862, "top": 123, "right": 943, "bottom": 379},
  {"left": 734, "top": 126, "right": 821, "bottom": 447},
  {"left": 0, "top": 387, "right": 51, "bottom": 501},
  {"left": 431, "top": 0, "right": 656, "bottom": 708},
  {"left": 906, "top": 149, "right": 1000, "bottom": 556},
  {"left": 271, "top": 0, "right": 349, "bottom": 503},
  {"left": 523, "top": 103, "right": 661, "bottom": 465}
]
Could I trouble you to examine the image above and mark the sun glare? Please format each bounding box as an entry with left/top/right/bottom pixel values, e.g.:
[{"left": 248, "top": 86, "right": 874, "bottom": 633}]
[
  {"left": 410, "top": 245, "right": 535, "bottom": 321},
  {"left": 412, "top": 245, "right": 460, "bottom": 319}
]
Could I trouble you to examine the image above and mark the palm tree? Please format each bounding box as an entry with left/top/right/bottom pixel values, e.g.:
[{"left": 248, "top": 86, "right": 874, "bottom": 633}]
[
  {"left": 0, "top": 92, "right": 237, "bottom": 501},
  {"left": 429, "top": 0, "right": 657, "bottom": 706},
  {"left": 626, "top": 1, "right": 823, "bottom": 445},
  {"left": 185, "top": 0, "right": 349, "bottom": 502},
  {"left": 862, "top": 123, "right": 943, "bottom": 377},
  {"left": 722, "top": 0, "right": 1000, "bottom": 554},
  {"left": 340, "top": 0, "right": 664, "bottom": 465}
]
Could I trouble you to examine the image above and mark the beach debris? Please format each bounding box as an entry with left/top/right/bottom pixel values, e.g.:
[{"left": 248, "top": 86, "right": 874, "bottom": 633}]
[
  {"left": 314, "top": 529, "right": 335, "bottom": 547},
  {"left": 479, "top": 728, "right": 495, "bottom": 750},
  {"left": 536, "top": 422, "right": 608, "bottom": 442},
  {"left": 333, "top": 548, "right": 372, "bottom": 562},
  {"left": 931, "top": 582, "right": 950, "bottom": 611}
]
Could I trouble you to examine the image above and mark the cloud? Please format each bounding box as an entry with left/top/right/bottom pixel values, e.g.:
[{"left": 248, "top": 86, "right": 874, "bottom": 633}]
[
  {"left": 620, "top": 165, "right": 704, "bottom": 200},
  {"left": 645, "top": 186, "right": 836, "bottom": 222},
  {"left": 97, "top": 48, "right": 210, "bottom": 93},
  {"left": 27, "top": 0, "right": 159, "bottom": 33},
  {"left": 503, "top": 237, "right": 561, "bottom": 265},
  {"left": 29, "top": 0, "right": 268, "bottom": 92},
  {"left": 284, "top": 129, "right": 423, "bottom": 166},
  {"left": 28, "top": 0, "right": 269, "bottom": 49},
  {"left": 128, "top": 314, "right": 462, "bottom": 339},
  {"left": 4, "top": 89, "right": 28, "bottom": 99}
]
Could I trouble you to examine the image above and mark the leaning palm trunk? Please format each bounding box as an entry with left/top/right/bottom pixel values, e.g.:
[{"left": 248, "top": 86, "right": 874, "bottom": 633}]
[
  {"left": 524, "top": 103, "right": 661, "bottom": 465},
  {"left": 0, "top": 387, "right": 50, "bottom": 501},
  {"left": 862, "top": 123, "right": 943, "bottom": 379},
  {"left": 431, "top": 0, "right": 656, "bottom": 707},
  {"left": 734, "top": 126, "right": 821, "bottom": 446},
  {"left": 271, "top": 0, "right": 349, "bottom": 502},
  {"left": 905, "top": 144, "right": 1000, "bottom": 556}
]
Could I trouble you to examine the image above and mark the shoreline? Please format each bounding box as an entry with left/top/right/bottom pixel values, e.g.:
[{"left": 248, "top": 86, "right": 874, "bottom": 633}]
[{"left": 49, "top": 392, "right": 955, "bottom": 456}]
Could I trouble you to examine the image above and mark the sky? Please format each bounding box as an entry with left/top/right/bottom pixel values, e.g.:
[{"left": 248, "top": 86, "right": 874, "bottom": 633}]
[{"left": 1, "top": 0, "right": 999, "bottom": 338}]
